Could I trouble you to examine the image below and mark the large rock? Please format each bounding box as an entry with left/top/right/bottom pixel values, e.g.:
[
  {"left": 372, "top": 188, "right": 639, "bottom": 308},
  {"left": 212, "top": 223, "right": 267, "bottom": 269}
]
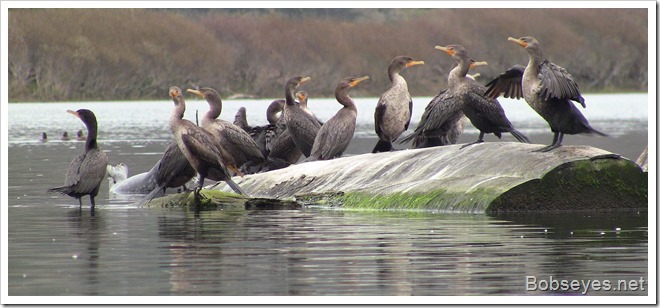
[{"left": 211, "top": 142, "right": 647, "bottom": 214}]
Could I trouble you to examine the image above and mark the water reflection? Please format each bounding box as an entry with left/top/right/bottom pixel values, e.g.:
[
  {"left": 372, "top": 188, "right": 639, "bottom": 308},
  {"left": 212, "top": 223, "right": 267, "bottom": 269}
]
[{"left": 67, "top": 209, "right": 104, "bottom": 295}]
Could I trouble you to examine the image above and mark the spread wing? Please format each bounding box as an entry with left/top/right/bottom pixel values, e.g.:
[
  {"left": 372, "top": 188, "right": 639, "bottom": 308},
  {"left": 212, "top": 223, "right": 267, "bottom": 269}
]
[
  {"left": 484, "top": 65, "right": 525, "bottom": 100},
  {"left": 539, "top": 60, "right": 586, "bottom": 108}
]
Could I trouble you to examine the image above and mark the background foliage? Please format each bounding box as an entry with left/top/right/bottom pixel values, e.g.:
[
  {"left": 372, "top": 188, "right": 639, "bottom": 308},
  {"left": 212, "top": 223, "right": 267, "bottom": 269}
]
[{"left": 8, "top": 8, "right": 648, "bottom": 101}]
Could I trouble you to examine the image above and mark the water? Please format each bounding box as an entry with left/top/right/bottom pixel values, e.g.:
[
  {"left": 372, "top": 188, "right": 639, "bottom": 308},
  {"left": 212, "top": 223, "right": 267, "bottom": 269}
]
[{"left": 6, "top": 93, "right": 650, "bottom": 298}]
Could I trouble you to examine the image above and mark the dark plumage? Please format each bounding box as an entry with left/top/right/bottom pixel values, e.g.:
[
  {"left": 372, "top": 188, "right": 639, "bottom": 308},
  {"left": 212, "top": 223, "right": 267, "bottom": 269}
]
[
  {"left": 309, "top": 76, "right": 369, "bottom": 161},
  {"left": 373, "top": 56, "right": 424, "bottom": 153},
  {"left": 283, "top": 76, "right": 320, "bottom": 157},
  {"left": 399, "top": 60, "right": 484, "bottom": 148},
  {"left": 167, "top": 86, "right": 246, "bottom": 198},
  {"left": 140, "top": 141, "right": 196, "bottom": 204},
  {"left": 485, "top": 36, "right": 605, "bottom": 152},
  {"left": 48, "top": 109, "right": 108, "bottom": 210},
  {"left": 187, "top": 87, "right": 265, "bottom": 174},
  {"left": 436, "top": 44, "right": 530, "bottom": 148}
]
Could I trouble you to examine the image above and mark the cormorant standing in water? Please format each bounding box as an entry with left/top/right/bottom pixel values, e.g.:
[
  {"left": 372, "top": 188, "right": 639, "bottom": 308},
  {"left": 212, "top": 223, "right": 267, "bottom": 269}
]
[
  {"left": 485, "top": 36, "right": 605, "bottom": 152},
  {"left": 373, "top": 56, "right": 424, "bottom": 153},
  {"left": 308, "top": 76, "right": 369, "bottom": 161},
  {"left": 48, "top": 109, "right": 108, "bottom": 211},
  {"left": 435, "top": 44, "right": 530, "bottom": 148}
]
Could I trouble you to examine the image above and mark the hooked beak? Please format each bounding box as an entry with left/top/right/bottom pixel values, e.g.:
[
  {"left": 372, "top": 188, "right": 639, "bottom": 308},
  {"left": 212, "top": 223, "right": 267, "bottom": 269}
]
[
  {"left": 350, "top": 76, "right": 370, "bottom": 87},
  {"left": 186, "top": 89, "right": 205, "bottom": 98},
  {"left": 508, "top": 37, "right": 527, "bottom": 48},
  {"left": 435, "top": 45, "right": 454, "bottom": 56}
]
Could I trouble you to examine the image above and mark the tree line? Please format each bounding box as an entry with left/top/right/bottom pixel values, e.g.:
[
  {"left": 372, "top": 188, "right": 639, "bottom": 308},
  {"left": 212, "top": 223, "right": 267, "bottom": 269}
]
[{"left": 8, "top": 8, "right": 648, "bottom": 102}]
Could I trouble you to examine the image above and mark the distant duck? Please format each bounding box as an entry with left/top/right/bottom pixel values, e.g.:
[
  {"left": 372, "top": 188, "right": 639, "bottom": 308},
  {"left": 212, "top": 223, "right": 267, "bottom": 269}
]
[
  {"left": 61, "top": 131, "right": 70, "bottom": 141},
  {"left": 40, "top": 132, "right": 48, "bottom": 142},
  {"left": 76, "top": 129, "right": 85, "bottom": 141}
]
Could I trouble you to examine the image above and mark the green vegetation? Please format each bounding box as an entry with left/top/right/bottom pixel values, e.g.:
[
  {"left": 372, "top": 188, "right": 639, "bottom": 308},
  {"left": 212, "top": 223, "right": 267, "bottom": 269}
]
[{"left": 9, "top": 8, "right": 648, "bottom": 102}]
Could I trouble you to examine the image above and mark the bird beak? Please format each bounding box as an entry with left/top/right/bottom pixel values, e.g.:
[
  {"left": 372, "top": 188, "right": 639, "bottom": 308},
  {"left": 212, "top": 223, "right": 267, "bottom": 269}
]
[
  {"left": 295, "top": 92, "right": 306, "bottom": 100},
  {"left": 406, "top": 60, "right": 424, "bottom": 67},
  {"left": 300, "top": 76, "right": 312, "bottom": 84},
  {"left": 186, "top": 89, "right": 205, "bottom": 98},
  {"left": 470, "top": 61, "right": 488, "bottom": 68},
  {"left": 435, "top": 45, "right": 454, "bottom": 56},
  {"left": 508, "top": 37, "right": 527, "bottom": 48},
  {"left": 66, "top": 110, "right": 81, "bottom": 119},
  {"left": 350, "top": 76, "right": 370, "bottom": 87}
]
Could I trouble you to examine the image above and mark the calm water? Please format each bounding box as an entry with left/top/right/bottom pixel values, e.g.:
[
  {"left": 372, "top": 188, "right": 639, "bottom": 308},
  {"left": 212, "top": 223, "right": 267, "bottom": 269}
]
[{"left": 6, "top": 93, "right": 650, "bottom": 297}]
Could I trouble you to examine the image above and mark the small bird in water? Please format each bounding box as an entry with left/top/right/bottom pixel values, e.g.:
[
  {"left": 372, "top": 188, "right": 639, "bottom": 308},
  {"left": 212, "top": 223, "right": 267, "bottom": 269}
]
[
  {"left": 485, "top": 36, "right": 605, "bottom": 152},
  {"left": 373, "top": 56, "right": 424, "bottom": 153},
  {"left": 76, "top": 129, "right": 85, "bottom": 141},
  {"left": 48, "top": 109, "right": 108, "bottom": 211},
  {"left": 40, "top": 132, "right": 48, "bottom": 142},
  {"left": 61, "top": 131, "right": 70, "bottom": 141}
]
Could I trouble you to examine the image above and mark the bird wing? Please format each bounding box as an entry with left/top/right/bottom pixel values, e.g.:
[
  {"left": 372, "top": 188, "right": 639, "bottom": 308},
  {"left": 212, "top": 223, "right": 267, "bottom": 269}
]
[
  {"left": 73, "top": 150, "right": 108, "bottom": 195},
  {"left": 311, "top": 111, "right": 356, "bottom": 160},
  {"left": 484, "top": 65, "right": 525, "bottom": 100},
  {"left": 157, "top": 142, "right": 194, "bottom": 184},
  {"left": 465, "top": 84, "right": 514, "bottom": 130},
  {"left": 374, "top": 102, "right": 386, "bottom": 139},
  {"left": 181, "top": 132, "right": 231, "bottom": 175},
  {"left": 539, "top": 60, "right": 586, "bottom": 108},
  {"left": 399, "top": 89, "right": 462, "bottom": 144},
  {"left": 221, "top": 123, "right": 265, "bottom": 161},
  {"left": 63, "top": 153, "right": 86, "bottom": 188},
  {"left": 404, "top": 98, "right": 413, "bottom": 131}
]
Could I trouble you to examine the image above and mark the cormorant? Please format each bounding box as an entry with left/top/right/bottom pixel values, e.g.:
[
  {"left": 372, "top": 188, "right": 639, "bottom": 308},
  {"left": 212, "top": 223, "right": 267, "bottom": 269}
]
[
  {"left": 399, "top": 60, "right": 484, "bottom": 148},
  {"left": 308, "top": 76, "right": 369, "bottom": 161},
  {"left": 296, "top": 91, "right": 323, "bottom": 125},
  {"left": 61, "top": 131, "right": 70, "bottom": 141},
  {"left": 40, "top": 132, "right": 48, "bottom": 142},
  {"left": 484, "top": 36, "right": 606, "bottom": 152},
  {"left": 436, "top": 44, "right": 530, "bottom": 148},
  {"left": 373, "top": 56, "right": 424, "bottom": 153},
  {"left": 48, "top": 109, "right": 108, "bottom": 211},
  {"left": 282, "top": 76, "right": 320, "bottom": 157},
  {"left": 167, "top": 86, "right": 246, "bottom": 197},
  {"left": 233, "top": 107, "right": 250, "bottom": 131},
  {"left": 187, "top": 87, "right": 265, "bottom": 173}
]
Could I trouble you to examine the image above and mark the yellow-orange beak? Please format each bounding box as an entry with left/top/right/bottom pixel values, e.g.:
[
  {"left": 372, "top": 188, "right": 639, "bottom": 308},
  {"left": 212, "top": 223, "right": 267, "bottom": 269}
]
[
  {"left": 508, "top": 37, "right": 527, "bottom": 48},
  {"left": 470, "top": 61, "right": 488, "bottom": 69},
  {"left": 406, "top": 60, "right": 424, "bottom": 67},
  {"left": 435, "top": 45, "right": 454, "bottom": 56},
  {"left": 186, "top": 89, "right": 205, "bottom": 98},
  {"left": 66, "top": 110, "right": 80, "bottom": 119},
  {"left": 300, "top": 76, "right": 311, "bottom": 84},
  {"left": 350, "top": 76, "right": 370, "bottom": 87}
]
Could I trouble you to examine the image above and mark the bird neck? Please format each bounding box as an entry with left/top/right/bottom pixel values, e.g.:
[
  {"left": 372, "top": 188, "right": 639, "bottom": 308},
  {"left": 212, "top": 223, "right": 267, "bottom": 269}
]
[
  {"left": 169, "top": 97, "right": 186, "bottom": 132},
  {"left": 527, "top": 50, "right": 543, "bottom": 75},
  {"left": 285, "top": 85, "right": 298, "bottom": 106},
  {"left": 205, "top": 97, "right": 222, "bottom": 120},
  {"left": 84, "top": 121, "right": 99, "bottom": 152},
  {"left": 336, "top": 89, "right": 357, "bottom": 111},
  {"left": 448, "top": 58, "right": 470, "bottom": 87},
  {"left": 266, "top": 101, "right": 284, "bottom": 125}
]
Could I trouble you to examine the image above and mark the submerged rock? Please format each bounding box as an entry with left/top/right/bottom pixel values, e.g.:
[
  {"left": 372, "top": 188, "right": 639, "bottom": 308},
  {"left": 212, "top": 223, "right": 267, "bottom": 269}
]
[{"left": 209, "top": 142, "right": 647, "bottom": 214}]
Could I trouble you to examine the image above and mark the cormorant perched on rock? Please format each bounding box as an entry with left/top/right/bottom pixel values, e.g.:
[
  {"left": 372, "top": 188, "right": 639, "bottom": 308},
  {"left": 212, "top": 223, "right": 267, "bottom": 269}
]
[
  {"left": 485, "top": 36, "right": 606, "bottom": 152},
  {"left": 373, "top": 56, "right": 424, "bottom": 153},
  {"left": 282, "top": 76, "right": 320, "bottom": 157},
  {"left": 48, "top": 109, "right": 108, "bottom": 211},
  {"left": 308, "top": 76, "right": 369, "bottom": 161},
  {"left": 187, "top": 87, "right": 265, "bottom": 173},
  {"left": 167, "top": 86, "right": 246, "bottom": 198},
  {"left": 436, "top": 44, "right": 530, "bottom": 148}
]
